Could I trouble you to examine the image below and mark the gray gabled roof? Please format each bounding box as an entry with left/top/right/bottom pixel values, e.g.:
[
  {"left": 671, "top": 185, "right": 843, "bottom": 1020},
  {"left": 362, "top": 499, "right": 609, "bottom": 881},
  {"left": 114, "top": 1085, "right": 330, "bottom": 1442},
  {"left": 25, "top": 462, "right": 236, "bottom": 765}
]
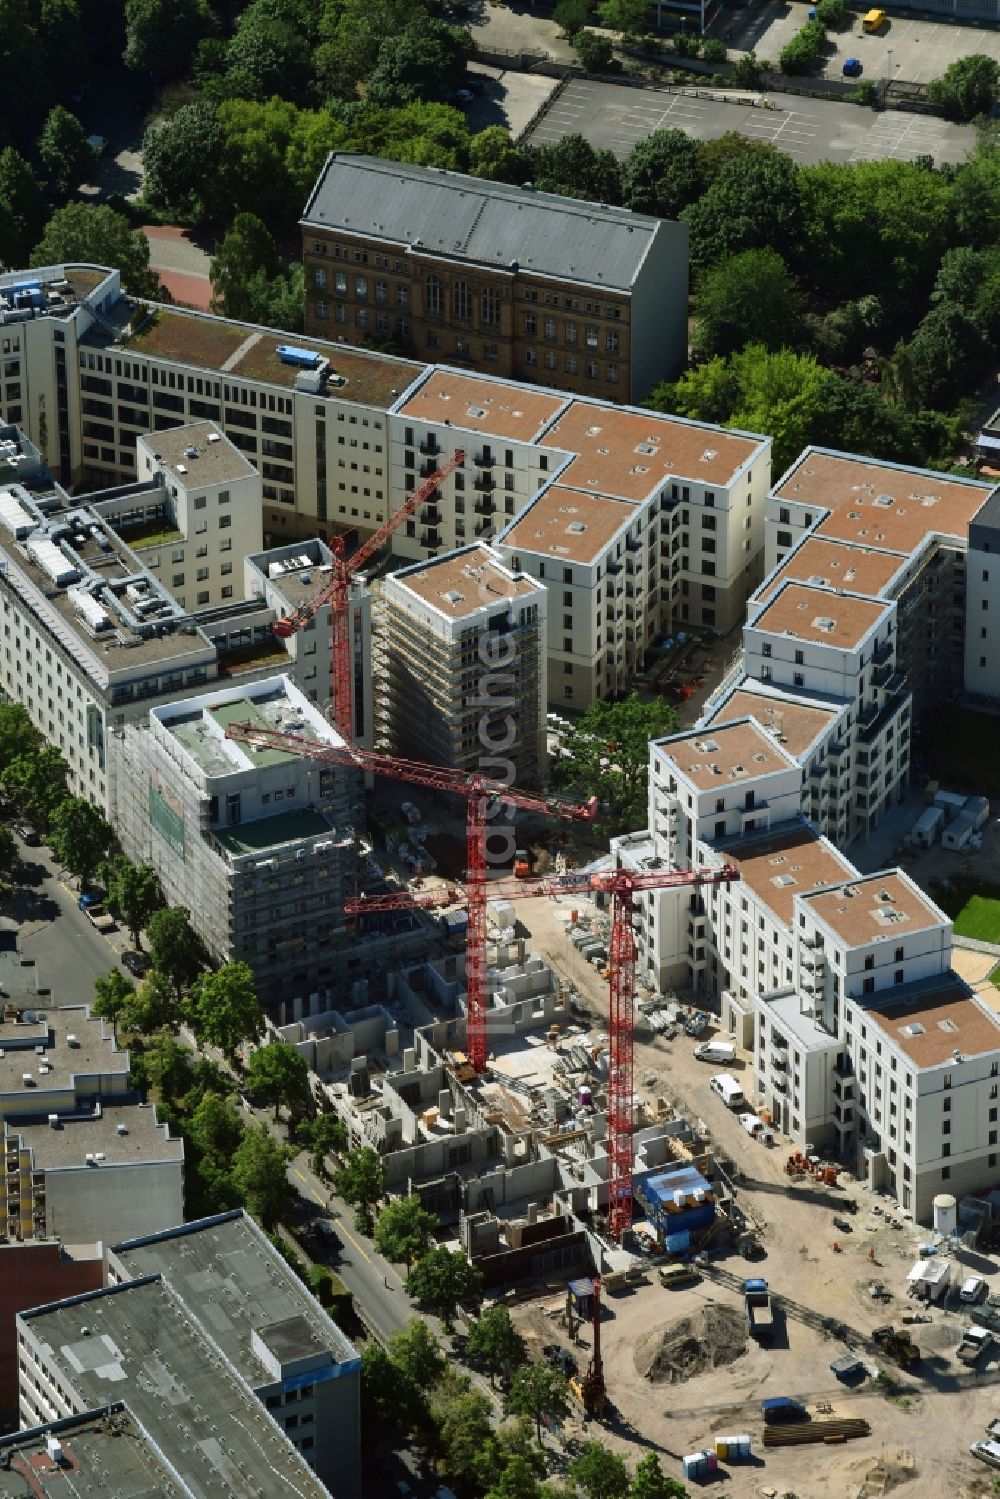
[{"left": 301, "top": 154, "right": 663, "bottom": 291}]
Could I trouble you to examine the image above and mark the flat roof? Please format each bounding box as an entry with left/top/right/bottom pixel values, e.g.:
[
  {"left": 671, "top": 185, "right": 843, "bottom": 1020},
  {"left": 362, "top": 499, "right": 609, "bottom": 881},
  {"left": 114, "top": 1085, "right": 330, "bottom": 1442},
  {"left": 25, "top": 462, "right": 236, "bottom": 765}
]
[
  {"left": 213, "top": 806, "right": 335, "bottom": 855},
  {"left": 0, "top": 1005, "right": 127, "bottom": 1102},
  {"left": 113, "top": 307, "right": 423, "bottom": 409},
  {"left": 20, "top": 1277, "right": 329, "bottom": 1497},
  {"left": 396, "top": 370, "right": 567, "bottom": 442},
  {"left": 865, "top": 982, "right": 1000, "bottom": 1067},
  {"left": 142, "top": 422, "right": 256, "bottom": 485},
  {"left": 751, "top": 581, "right": 888, "bottom": 651},
  {"left": 501, "top": 484, "right": 637, "bottom": 564},
  {"left": 0, "top": 1409, "right": 188, "bottom": 1497},
  {"left": 538, "top": 400, "right": 765, "bottom": 499},
  {"left": 802, "top": 871, "right": 947, "bottom": 948},
  {"left": 724, "top": 826, "right": 857, "bottom": 928},
  {"left": 110, "top": 1210, "right": 359, "bottom": 1381},
  {"left": 302, "top": 154, "right": 661, "bottom": 290},
  {"left": 160, "top": 680, "right": 341, "bottom": 776},
  {"left": 775, "top": 450, "right": 995, "bottom": 554},
  {"left": 757, "top": 538, "right": 906, "bottom": 604},
  {"left": 655, "top": 719, "right": 796, "bottom": 791},
  {"left": 703, "top": 685, "right": 841, "bottom": 759},
  {"left": 765, "top": 990, "right": 840, "bottom": 1052},
  {"left": 15, "top": 1103, "right": 181, "bottom": 1170},
  {"left": 389, "top": 544, "right": 543, "bottom": 619}
]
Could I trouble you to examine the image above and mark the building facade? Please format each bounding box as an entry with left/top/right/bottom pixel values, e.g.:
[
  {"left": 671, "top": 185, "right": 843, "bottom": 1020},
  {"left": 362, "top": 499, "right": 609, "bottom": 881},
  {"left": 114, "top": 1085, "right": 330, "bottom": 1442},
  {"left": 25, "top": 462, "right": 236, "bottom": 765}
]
[{"left": 301, "top": 154, "right": 689, "bottom": 404}]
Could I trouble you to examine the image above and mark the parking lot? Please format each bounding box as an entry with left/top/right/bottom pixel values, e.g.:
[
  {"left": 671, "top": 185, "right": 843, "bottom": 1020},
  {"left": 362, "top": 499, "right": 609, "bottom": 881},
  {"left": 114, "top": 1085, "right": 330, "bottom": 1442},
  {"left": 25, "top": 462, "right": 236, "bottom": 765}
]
[
  {"left": 725, "top": 0, "right": 1000, "bottom": 85},
  {"left": 526, "top": 76, "right": 978, "bottom": 163}
]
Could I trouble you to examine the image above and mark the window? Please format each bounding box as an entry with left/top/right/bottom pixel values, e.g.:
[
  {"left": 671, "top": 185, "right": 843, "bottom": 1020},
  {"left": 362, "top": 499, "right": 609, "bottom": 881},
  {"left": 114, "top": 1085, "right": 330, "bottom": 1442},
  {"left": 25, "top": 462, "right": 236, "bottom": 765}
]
[
  {"left": 314, "top": 267, "right": 326, "bottom": 289},
  {"left": 219, "top": 515, "right": 231, "bottom": 528},
  {"left": 426, "top": 276, "right": 442, "bottom": 316},
  {"left": 606, "top": 329, "right": 619, "bottom": 354},
  {"left": 453, "top": 280, "right": 471, "bottom": 321},
  {"left": 565, "top": 322, "right": 577, "bottom": 345},
  {"left": 524, "top": 313, "right": 537, "bottom": 336},
  {"left": 355, "top": 275, "right": 367, "bottom": 298},
  {"left": 482, "top": 287, "right": 499, "bottom": 326}
]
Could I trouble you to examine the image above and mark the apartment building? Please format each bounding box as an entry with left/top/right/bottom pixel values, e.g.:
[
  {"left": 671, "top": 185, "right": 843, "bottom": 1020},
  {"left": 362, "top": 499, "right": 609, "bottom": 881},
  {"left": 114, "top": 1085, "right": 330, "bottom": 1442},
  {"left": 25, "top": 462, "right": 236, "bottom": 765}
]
[
  {"left": 110, "top": 675, "right": 360, "bottom": 1008},
  {"left": 107, "top": 1210, "right": 362, "bottom": 1497},
  {"left": 301, "top": 153, "right": 689, "bottom": 403},
  {"left": 965, "top": 486, "right": 1000, "bottom": 699},
  {"left": 379, "top": 544, "right": 547, "bottom": 781},
  {"left": 0, "top": 1004, "right": 182, "bottom": 1245}
]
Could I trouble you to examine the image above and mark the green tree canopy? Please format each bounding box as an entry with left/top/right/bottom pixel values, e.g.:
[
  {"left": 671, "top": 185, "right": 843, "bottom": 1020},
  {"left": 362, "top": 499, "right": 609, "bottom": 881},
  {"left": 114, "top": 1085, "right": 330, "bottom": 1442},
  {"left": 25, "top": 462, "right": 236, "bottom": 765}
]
[
  {"left": 245, "top": 1041, "right": 309, "bottom": 1118},
  {"left": 693, "top": 247, "right": 802, "bottom": 359},
  {"left": 368, "top": 13, "right": 472, "bottom": 106},
  {"left": 123, "top": 0, "right": 217, "bottom": 79},
  {"left": 468, "top": 125, "right": 531, "bottom": 183},
  {"left": 359, "top": 1343, "right": 429, "bottom": 1454},
  {"left": 188, "top": 1090, "right": 246, "bottom": 1163},
  {"left": 0, "top": 0, "right": 46, "bottom": 139},
  {"left": 38, "top": 105, "right": 93, "bottom": 198},
  {"left": 373, "top": 1193, "right": 436, "bottom": 1267},
  {"left": 334, "top": 1145, "right": 385, "bottom": 1231},
  {"left": 31, "top": 203, "right": 161, "bottom": 298},
  {"left": 554, "top": 0, "right": 592, "bottom": 34},
  {"left": 0, "top": 827, "right": 17, "bottom": 881},
  {"left": 101, "top": 857, "right": 164, "bottom": 948},
  {"left": 141, "top": 102, "right": 224, "bottom": 220},
  {"left": 0, "top": 704, "right": 41, "bottom": 766},
  {"left": 573, "top": 29, "right": 615, "bottom": 70},
  {"left": 432, "top": 1379, "right": 495, "bottom": 1486},
  {"left": 230, "top": 1121, "right": 293, "bottom": 1227},
  {"left": 570, "top": 1444, "right": 630, "bottom": 1499},
  {"left": 465, "top": 1304, "right": 526, "bottom": 1386},
  {"left": 299, "top": 1111, "right": 347, "bottom": 1176},
  {"left": 628, "top": 1452, "right": 689, "bottom": 1499},
  {"left": 144, "top": 1030, "right": 194, "bottom": 1100},
  {"left": 389, "top": 1317, "right": 446, "bottom": 1388},
  {"left": 49, "top": 797, "right": 112, "bottom": 886},
  {"left": 147, "top": 907, "right": 205, "bottom": 1001},
  {"left": 225, "top": 0, "right": 314, "bottom": 103},
  {"left": 529, "top": 132, "right": 621, "bottom": 204},
  {"left": 621, "top": 129, "right": 700, "bottom": 219},
  {"left": 505, "top": 1360, "right": 571, "bottom": 1445},
  {"left": 40, "top": 0, "right": 87, "bottom": 99},
  {"left": 209, "top": 211, "right": 283, "bottom": 322},
  {"left": 596, "top": 0, "right": 649, "bottom": 39},
  {"left": 683, "top": 143, "right": 802, "bottom": 273},
  {"left": 92, "top": 968, "right": 135, "bottom": 1043},
  {"left": 124, "top": 968, "right": 177, "bottom": 1035},
  {"left": 185, "top": 961, "right": 265, "bottom": 1059},
  {"left": 551, "top": 693, "right": 678, "bottom": 831},
  {"left": 928, "top": 53, "right": 1000, "bottom": 120},
  {"left": 2, "top": 746, "right": 69, "bottom": 830},
  {"left": 896, "top": 301, "right": 990, "bottom": 410},
  {"left": 405, "top": 1246, "right": 482, "bottom": 1331}
]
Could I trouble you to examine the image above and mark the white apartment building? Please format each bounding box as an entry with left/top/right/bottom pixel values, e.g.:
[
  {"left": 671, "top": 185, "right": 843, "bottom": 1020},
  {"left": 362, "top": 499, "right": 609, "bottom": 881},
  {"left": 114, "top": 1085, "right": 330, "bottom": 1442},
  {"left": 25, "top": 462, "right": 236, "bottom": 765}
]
[
  {"left": 379, "top": 543, "right": 547, "bottom": 781},
  {"left": 965, "top": 488, "right": 1000, "bottom": 699},
  {"left": 109, "top": 675, "right": 361, "bottom": 1009}
]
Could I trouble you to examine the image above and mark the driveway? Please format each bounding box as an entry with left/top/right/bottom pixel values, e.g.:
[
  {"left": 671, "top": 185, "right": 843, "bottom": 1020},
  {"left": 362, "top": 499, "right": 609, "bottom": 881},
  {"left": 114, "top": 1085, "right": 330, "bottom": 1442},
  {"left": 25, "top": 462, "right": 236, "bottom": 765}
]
[{"left": 142, "top": 225, "right": 213, "bottom": 311}]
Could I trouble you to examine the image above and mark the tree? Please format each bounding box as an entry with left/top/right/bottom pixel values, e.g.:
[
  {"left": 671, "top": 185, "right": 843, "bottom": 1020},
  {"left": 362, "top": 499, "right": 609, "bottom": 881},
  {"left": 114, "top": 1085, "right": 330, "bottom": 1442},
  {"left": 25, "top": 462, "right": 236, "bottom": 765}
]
[
  {"left": 360, "top": 1343, "right": 428, "bottom": 1453},
  {"left": 0, "top": 147, "right": 47, "bottom": 267},
  {"left": 373, "top": 1193, "right": 436, "bottom": 1267},
  {"left": 141, "top": 102, "right": 224, "bottom": 220},
  {"left": 405, "top": 1246, "right": 482, "bottom": 1332},
  {"left": 40, "top": 0, "right": 88, "bottom": 100},
  {"left": 485, "top": 1456, "right": 545, "bottom": 1499},
  {"left": 465, "top": 1304, "right": 527, "bottom": 1386},
  {"left": 554, "top": 0, "right": 591, "bottom": 33},
  {"left": 368, "top": 14, "right": 472, "bottom": 107},
  {"left": 895, "top": 301, "right": 990, "bottom": 410},
  {"left": 693, "top": 247, "right": 802, "bottom": 359},
  {"left": 0, "top": 0, "right": 45, "bottom": 139},
  {"left": 188, "top": 1091, "right": 245, "bottom": 1162},
  {"left": 573, "top": 29, "right": 615, "bottom": 70},
  {"left": 731, "top": 50, "right": 762, "bottom": 89},
  {"left": 0, "top": 827, "right": 17, "bottom": 881},
  {"left": 390, "top": 1317, "right": 447, "bottom": 1388},
  {"left": 596, "top": 0, "right": 649, "bottom": 39},
  {"left": 469, "top": 125, "right": 531, "bottom": 183},
  {"left": 929, "top": 53, "right": 1000, "bottom": 120},
  {"left": 123, "top": 0, "right": 217, "bottom": 80},
  {"left": 551, "top": 693, "right": 678, "bottom": 832},
  {"left": 334, "top": 1145, "right": 385, "bottom": 1231},
  {"left": 530, "top": 133, "right": 621, "bottom": 204},
  {"left": 628, "top": 1452, "right": 689, "bottom": 1499},
  {"left": 230, "top": 1121, "right": 293, "bottom": 1227},
  {"left": 31, "top": 204, "right": 161, "bottom": 299},
  {"left": 2, "top": 746, "right": 69, "bottom": 830},
  {"left": 124, "top": 968, "right": 177, "bottom": 1034},
  {"left": 143, "top": 1030, "right": 194, "bottom": 1100},
  {"left": 185, "top": 961, "right": 265, "bottom": 1059},
  {"left": 48, "top": 797, "right": 111, "bottom": 886},
  {"left": 432, "top": 1380, "right": 495, "bottom": 1486},
  {"left": 38, "top": 106, "right": 93, "bottom": 198},
  {"left": 102, "top": 857, "right": 164, "bottom": 948},
  {"left": 224, "top": 2, "right": 314, "bottom": 104},
  {"left": 299, "top": 1111, "right": 347, "bottom": 1176},
  {"left": 684, "top": 142, "right": 801, "bottom": 273},
  {"left": 245, "top": 1041, "right": 309, "bottom": 1118},
  {"left": 506, "top": 1360, "right": 571, "bottom": 1446},
  {"left": 621, "top": 129, "right": 700, "bottom": 219},
  {"left": 570, "top": 1444, "right": 630, "bottom": 1499},
  {"left": 0, "top": 704, "right": 41, "bottom": 766},
  {"left": 92, "top": 969, "right": 135, "bottom": 1042},
  {"left": 147, "top": 907, "right": 205, "bottom": 1001},
  {"left": 779, "top": 17, "right": 826, "bottom": 75},
  {"left": 209, "top": 211, "right": 280, "bottom": 319}
]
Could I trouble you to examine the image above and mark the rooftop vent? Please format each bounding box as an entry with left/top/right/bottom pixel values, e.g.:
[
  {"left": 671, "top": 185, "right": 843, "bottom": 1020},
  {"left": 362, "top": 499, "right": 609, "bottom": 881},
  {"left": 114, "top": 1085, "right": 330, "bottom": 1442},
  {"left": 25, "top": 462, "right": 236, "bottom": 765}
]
[
  {"left": 812, "top": 617, "right": 836, "bottom": 632},
  {"left": 208, "top": 433, "right": 221, "bottom": 444},
  {"left": 901, "top": 1022, "right": 925, "bottom": 1037}
]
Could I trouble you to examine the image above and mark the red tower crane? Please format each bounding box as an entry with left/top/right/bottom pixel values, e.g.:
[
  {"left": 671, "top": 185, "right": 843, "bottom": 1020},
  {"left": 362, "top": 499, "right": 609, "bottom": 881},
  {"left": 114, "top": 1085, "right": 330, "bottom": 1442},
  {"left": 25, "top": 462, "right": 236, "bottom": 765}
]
[
  {"left": 344, "top": 861, "right": 739, "bottom": 1240},
  {"left": 272, "top": 449, "right": 466, "bottom": 738},
  {"left": 221, "top": 723, "right": 598, "bottom": 1076}
]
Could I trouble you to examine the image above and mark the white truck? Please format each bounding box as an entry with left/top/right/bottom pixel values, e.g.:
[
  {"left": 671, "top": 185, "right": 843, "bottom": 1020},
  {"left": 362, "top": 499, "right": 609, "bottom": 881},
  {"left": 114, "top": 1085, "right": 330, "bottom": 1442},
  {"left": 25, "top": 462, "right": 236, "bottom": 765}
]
[
  {"left": 710, "top": 1073, "right": 746, "bottom": 1109},
  {"left": 958, "top": 1325, "right": 996, "bottom": 1365}
]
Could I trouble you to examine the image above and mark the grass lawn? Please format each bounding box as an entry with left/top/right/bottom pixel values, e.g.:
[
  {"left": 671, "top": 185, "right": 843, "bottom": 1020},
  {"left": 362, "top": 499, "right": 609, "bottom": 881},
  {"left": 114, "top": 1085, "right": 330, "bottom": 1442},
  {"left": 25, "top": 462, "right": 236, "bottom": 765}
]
[{"left": 953, "top": 894, "right": 1000, "bottom": 944}]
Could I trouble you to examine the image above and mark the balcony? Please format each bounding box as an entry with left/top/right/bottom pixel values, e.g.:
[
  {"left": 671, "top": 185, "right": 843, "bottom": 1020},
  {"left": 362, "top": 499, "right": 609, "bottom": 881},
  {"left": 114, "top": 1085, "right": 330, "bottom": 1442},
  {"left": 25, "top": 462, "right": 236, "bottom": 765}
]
[
  {"left": 419, "top": 438, "right": 441, "bottom": 457},
  {"left": 418, "top": 461, "right": 440, "bottom": 480},
  {"left": 871, "top": 658, "right": 892, "bottom": 687},
  {"left": 474, "top": 498, "right": 495, "bottom": 516},
  {"left": 474, "top": 453, "right": 495, "bottom": 469},
  {"left": 473, "top": 474, "right": 495, "bottom": 493},
  {"left": 872, "top": 638, "right": 892, "bottom": 665}
]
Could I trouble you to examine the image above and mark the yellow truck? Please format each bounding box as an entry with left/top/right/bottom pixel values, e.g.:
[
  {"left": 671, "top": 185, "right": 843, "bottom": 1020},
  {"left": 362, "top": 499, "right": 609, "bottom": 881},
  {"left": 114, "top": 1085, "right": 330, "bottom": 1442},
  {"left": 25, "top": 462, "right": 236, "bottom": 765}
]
[{"left": 862, "top": 8, "right": 886, "bottom": 30}]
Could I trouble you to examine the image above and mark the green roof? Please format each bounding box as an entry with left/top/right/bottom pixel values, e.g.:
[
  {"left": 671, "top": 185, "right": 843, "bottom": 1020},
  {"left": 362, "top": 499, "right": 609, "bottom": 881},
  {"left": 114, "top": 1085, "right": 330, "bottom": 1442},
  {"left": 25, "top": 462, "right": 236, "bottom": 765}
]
[
  {"left": 214, "top": 806, "right": 332, "bottom": 854},
  {"left": 210, "top": 698, "right": 295, "bottom": 767}
]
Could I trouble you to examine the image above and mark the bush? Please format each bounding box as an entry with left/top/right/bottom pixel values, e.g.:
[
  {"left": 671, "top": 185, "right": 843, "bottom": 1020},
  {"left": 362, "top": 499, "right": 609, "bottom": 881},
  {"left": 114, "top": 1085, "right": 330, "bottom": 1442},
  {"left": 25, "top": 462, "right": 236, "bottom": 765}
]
[
  {"left": 573, "top": 28, "right": 615, "bottom": 69},
  {"left": 702, "top": 37, "right": 728, "bottom": 63},
  {"left": 554, "top": 0, "right": 592, "bottom": 33},
  {"left": 732, "top": 50, "right": 762, "bottom": 88},
  {"left": 849, "top": 80, "right": 877, "bottom": 105},
  {"left": 779, "top": 18, "right": 827, "bottom": 74},
  {"left": 672, "top": 31, "right": 701, "bottom": 56},
  {"left": 815, "top": 0, "right": 849, "bottom": 26}
]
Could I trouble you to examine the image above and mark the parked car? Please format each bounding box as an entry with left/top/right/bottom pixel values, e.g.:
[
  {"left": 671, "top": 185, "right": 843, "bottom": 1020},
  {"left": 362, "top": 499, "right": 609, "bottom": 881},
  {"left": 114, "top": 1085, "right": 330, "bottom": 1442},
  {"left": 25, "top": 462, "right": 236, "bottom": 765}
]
[
  {"left": 13, "top": 822, "right": 39, "bottom": 845},
  {"left": 121, "top": 950, "right": 151, "bottom": 977},
  {"left": 960, "top": 1275, "right": 987, "bottom": 1304},
  {"left": 843, "top": 57, "right": 863, "bottom": 77}
]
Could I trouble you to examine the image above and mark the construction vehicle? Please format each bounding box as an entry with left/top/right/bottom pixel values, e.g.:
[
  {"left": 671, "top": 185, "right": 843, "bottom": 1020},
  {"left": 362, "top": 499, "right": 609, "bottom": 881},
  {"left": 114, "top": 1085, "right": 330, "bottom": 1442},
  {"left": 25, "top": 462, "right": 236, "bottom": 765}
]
[
  {"left": 569, "top": 1276, "right": 606, "bottom": 1419},
  {"left": 513, "top": 848, "right": 533, "bottom": 878},
  {"left": 744, "top": 1279, "right": 774, "bottom": 1341},
  {"left": 271, "top": 449, "right": 464, "bottom": 736},
  {"left": 872, "top": 1324, "right": 921, "bottom": 1368},
  {"left": 78, "top": 892, "right": 115, "bottom": 932},
  {"left": 957, "top": 1325, "right": 995, "bottom": 1366}
]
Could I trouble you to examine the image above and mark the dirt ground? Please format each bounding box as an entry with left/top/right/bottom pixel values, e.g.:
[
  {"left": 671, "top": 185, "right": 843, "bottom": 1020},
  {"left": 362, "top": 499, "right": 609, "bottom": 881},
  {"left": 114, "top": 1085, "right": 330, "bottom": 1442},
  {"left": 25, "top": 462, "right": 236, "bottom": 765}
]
[{"left": 509, "top": 889, "right": 1000, "bottom": 1498}]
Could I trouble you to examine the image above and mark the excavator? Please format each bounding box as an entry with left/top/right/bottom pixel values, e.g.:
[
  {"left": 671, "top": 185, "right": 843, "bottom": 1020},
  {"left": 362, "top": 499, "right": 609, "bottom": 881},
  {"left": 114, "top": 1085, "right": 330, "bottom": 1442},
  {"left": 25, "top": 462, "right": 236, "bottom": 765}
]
[
  {"left": 570, "top": 1277, "right": 607, "bottom": 1419},
  {"left": 872, "top": 1324, "right": 921, "bottom": 1368}
]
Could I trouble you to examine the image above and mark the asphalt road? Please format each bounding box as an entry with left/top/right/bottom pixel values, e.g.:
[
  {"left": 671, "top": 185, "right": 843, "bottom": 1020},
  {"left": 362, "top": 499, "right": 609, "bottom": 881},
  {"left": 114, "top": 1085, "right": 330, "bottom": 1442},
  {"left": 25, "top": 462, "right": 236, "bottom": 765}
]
[
  {"left": 526, "top": 77, "right": 978, "bottom": 166},
  {"left": 2, "top": 829, "right": 122, "bottom": 1006}
]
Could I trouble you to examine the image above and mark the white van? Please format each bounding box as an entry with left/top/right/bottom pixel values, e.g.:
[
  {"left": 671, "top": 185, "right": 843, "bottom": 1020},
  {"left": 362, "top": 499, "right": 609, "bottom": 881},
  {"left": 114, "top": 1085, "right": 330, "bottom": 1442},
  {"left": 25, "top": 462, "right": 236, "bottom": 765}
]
[
  {"left": 694, "top": 1040, "right": 736, "bottom": 1064},
  {"left": 961, "top": 1275, "right": 987, "bottom": 1303},
  {"left": 709, "top": 1073, "right": 746, "bottom": 1109}
]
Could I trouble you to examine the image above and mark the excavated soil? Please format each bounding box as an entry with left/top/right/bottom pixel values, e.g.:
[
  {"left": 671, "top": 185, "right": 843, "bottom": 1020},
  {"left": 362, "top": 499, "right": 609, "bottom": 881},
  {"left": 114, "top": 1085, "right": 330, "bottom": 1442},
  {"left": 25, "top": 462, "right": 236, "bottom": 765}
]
[{"left": 633, "top": 1304, "right": 747, "bottom": 1385}]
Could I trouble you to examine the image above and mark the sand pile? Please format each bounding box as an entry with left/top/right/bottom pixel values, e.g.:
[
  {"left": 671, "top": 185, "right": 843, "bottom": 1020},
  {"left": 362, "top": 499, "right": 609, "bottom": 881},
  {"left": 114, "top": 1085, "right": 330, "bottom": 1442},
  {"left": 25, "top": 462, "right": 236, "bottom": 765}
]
[{"left": 634, "top": 1304, "right": 747, "bottom": 1385}]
